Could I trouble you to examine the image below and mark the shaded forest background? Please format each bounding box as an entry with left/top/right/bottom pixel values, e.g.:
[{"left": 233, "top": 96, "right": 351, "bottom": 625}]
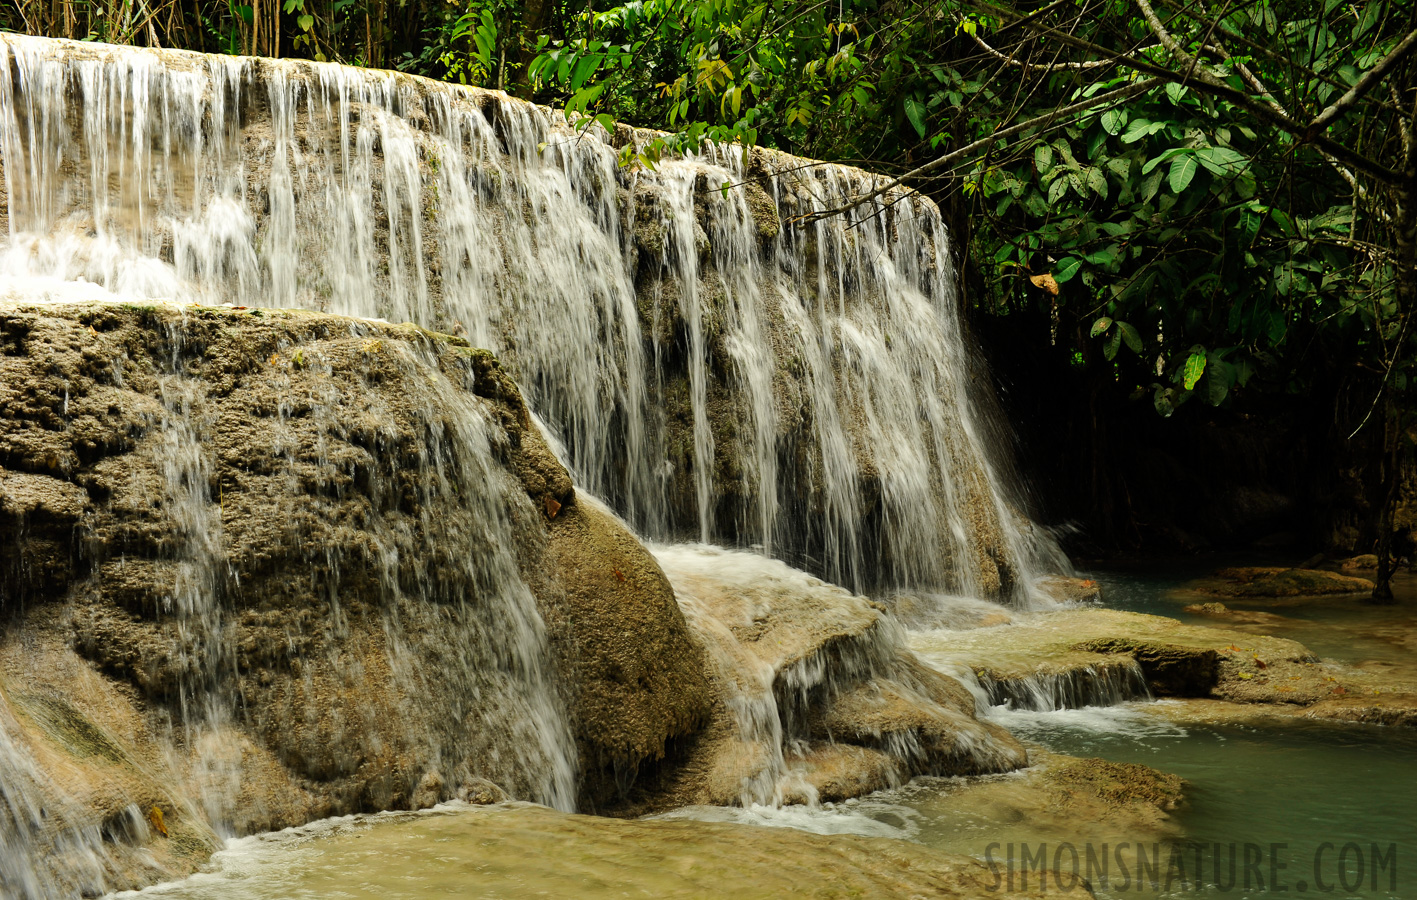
[{"left": 4, "top": 0, "right": 1415, "bottom": 579}]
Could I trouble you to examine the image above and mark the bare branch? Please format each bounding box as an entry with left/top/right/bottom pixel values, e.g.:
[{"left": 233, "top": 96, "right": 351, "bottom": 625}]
[
  {"left": 1133, "top": 0, "right": 1227, "bottom": 88},
  {"left": 965, "top": 27, "right": 1119, "bottom": 69}
]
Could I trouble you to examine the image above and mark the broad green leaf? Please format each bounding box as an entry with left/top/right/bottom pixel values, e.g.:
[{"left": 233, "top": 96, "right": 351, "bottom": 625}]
[
  {"left": 568, "top": 82, "right": 606, "bottom": 113},
  {"left": 1195, "top": 146, "right": 1249, "bottom": 177},
  {"left": 1169, "top": 155, "right": 1198, "bottom": 193},
  {"left": 1090, "top": 316, "right": 1113, "bottom": 337},
  {"left": 1054, "top": 256, "right": 1083, "bottom": 283},
  {"left": 1165, "top": 82, "right": 1189, "bottom": 104},
  {"left": 1120, "top": 118, "right": 1152, "bottom": 144},
  {"left": 1101, "top": 108, "right": 1128, "bottom": 135},
  {"left": 1086, "top": 166, "right": 1108, "bottom": 199},
  {"left": 297, "top": 13, "right": 313, "bottom": 30},
  {"left": 1142, "top": 148, "right": 1188, "bottom": 175},
  {"left": 1182, "top": 350, "right": 1207, "bottom": 390},
  {"left": 1117, "top": 320, "right": 1143, "bottom": 354},
  {"left": 904, "top": 96, "right": 928, "bottom": 138},
  {"left": 1140, "top": 169, "right": 1164, "bottom": 204},
  {"left": 1104, "top": 328, "right": 1122, "bottom": 360},
  {"left": 1048, "top": 177, "right": 1068, "bottom": 205}
]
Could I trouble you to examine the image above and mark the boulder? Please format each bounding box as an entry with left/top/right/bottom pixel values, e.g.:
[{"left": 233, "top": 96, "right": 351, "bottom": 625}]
[{"left": 543, "top": 499, "right": 712, "bottom": 806}]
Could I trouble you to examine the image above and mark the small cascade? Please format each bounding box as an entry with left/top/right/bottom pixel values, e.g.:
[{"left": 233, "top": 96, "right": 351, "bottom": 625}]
[
  {"left": 937, "top": 659, "right": 1153, "bottom": 713},
  {"left": 651, "top": 545, "right": 1026, "bottom": 806},
  {"left": 0, "top": 33, "right": 1058, "bottom": 603}
]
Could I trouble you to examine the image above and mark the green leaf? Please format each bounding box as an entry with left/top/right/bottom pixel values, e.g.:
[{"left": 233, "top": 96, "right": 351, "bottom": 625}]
[
  {"left": 1101, "top": 108, "right": 1128, "bottom": 135},
  {"left": 1120, "top": 118, "right": 1152, "bottom": 144},
  {"left": 1028, "top": 144, "right": 1052, "bottom": 175},
  {"left": 1117, "top": 320, "right": 1143, "bottom": 354},
  {"left": 1165, "top": 82, "right": 1189, "bottom": 104},
  {"left": 297, "top": 13, "right": 313, "bottom": 31},
  {"left": 1090, "top": 316, "right": 1113, "bottom": 337},
  {"left": 1048, "top": 177, "right": 1068, "bottom": 205},
  {"left": 568, "top": 82, "right": 606, "bottom": 113},
  {"left": 1195, "top": 146, "right": 1249, "bottom": 177},
  {"left": 1169, "top": 155, "right": 1198, "bottom": 193},
  {"left": 904, "top": 96, "right": 928, "bottom": 138},
  {"left": 1055, "top": 257, "right": 1083, "bottom": 283},
  {"left": 1085, "top": 166, "right": 1108, "bottom": 199},
  {"left": 1182, "top": 350, "right": 1207, "bottom": 390},
  {"left": 1140, "top": 169, "right": 1164, "bottom": 204},
  {"left": 1104, "top": 328, "right": 1122, "bottom": 360}
]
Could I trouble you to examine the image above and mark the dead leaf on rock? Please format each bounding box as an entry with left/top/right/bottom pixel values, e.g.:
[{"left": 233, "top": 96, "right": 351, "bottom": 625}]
[
  {"left": 1029, "top": 273, "right": 1059, "bottom": 295},
  {"left": 148, "top": 806, "right": 168, "bottom": 837},
  {"left": 544, "top": 495, "right": 561, "bottom": 520}
]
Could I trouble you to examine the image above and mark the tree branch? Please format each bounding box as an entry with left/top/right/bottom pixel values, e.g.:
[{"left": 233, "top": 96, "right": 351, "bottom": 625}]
[
  {"left": 965, "top": 0, "right": 1404, "bottom": 183},
  {"left": 1306, "top": 27, "right": 1417, "bottom": 138},
  {"left": 793, "top": 77, "right": 1166, "bottom": 224}
]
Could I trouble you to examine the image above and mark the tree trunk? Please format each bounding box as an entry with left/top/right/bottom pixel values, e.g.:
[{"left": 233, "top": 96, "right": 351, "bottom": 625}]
[
  {"left": 510, "top": 0, "right": 551, "bottom": 98},
  {"left": 1373, "top": 83, "right": 1417, "bottom": 601}
]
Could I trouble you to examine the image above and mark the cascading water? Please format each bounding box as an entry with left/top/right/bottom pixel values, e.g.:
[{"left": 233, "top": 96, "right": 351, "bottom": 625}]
[
  {"left": 0, "top": 32, "right": 1075, "bottom": 898},
  {"left": 0, "top": 33, "right": 1058, "bottom": 603}
]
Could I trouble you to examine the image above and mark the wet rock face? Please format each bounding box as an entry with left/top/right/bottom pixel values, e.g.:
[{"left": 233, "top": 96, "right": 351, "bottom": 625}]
[
  {"left": 0, "top": 301, "right": 709, "bottom": 842},
  {"left": 543, "top": 500, "right": 712, "bottom": 808},
  {"left": 623, "top": 546, "right": 1027, "bottom": 813}
]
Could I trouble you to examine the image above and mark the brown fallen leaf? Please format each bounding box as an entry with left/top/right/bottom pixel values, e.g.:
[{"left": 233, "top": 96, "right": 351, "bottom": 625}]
[
  {"left": 1029, "top": 272, "right": 1059, "bottom": 295},
  {"left": 544, "top": 495, "right": 561, "bottom": 519},
  {"left": 148, "top": 806, "right": 169, "bottom": 837}
]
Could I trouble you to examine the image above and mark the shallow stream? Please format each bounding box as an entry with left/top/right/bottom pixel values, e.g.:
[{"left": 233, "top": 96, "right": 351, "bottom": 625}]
[{"left": 114, "top": 566, "right": 1417, "bottom": 899}]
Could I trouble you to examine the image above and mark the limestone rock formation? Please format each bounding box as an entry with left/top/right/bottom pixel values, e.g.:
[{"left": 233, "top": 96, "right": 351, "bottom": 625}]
[
  {"left": 623, "top": 546, "right": 1027, "bottom": 812},
  {"left": 0, "top": 300, "right": 1032, "bottom": 896},
  {"left": 913, "top": 606, "right": 1417, "bottom": 726},
  {"left": 0, "top": 300, "right": 710, "bottom": 888}
]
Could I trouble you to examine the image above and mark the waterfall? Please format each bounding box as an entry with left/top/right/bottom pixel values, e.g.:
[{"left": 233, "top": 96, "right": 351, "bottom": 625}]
[
  {"left": 0, "top": 33, "right": 1057, "bottom": 603},
  {"left": 0, "top": 33, "right": 1070, "bottom": 897}
]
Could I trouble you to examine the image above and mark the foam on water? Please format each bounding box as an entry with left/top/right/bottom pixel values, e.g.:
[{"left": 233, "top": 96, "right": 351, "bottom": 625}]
[{"left": 649, "top": 800, "right": 920, "bottom": 840}]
